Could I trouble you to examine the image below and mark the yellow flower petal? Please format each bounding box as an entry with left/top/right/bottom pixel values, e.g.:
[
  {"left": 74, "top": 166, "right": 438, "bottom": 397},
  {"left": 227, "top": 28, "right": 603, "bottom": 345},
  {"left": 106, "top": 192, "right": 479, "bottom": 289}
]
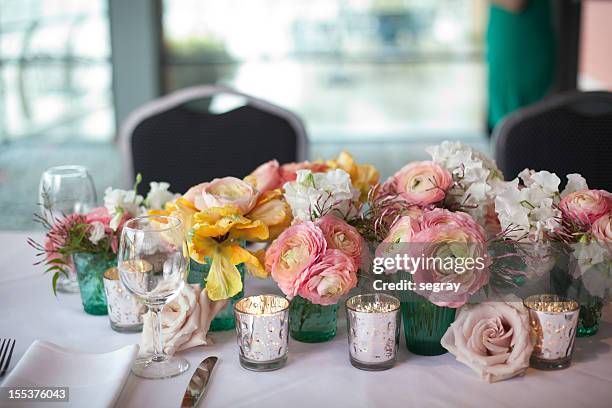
[
  {"left": 222, "top": 245, "right": 268, "bottom": 279},
  {"left": 188, "top": 235, "right": 217, "bottom": 264},
  {"left": 205, "top": 248, "right": 243, "bottom": 301}
]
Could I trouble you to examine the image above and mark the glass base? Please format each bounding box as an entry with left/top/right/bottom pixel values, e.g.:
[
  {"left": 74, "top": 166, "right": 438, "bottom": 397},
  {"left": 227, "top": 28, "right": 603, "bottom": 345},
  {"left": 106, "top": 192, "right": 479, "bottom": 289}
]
[
  {"left": 132, "top": 356, "right": 189, "bottom": 379},
  {"left": 56, "top": 275, "right": 80, "bottom": 293},
  {"left": 290, "top": 328, "right": 336, "bottom": 343},
  {"left": 530, "top": 355, "right": 572, "bottom": 370},
  {"left": 577, "top": 324, "right": 599, "bottom": 337},
  {"left": 406, "top": 340, "right": 448, "bottom": 356},
  {"left": 350, "top": 356, "right": 395, "bottom": 371},
  {"left": 83, "top": 303, "right": 108, "bottom": 315},
  {"left": 110, "top": 321, "right": 143, "bottom": 333},
  {"left": 209, "top": 316, "right": 235, "bottom": 332},
  {"left": 239, "top": 355, "right": 287, "bottom": 372}
]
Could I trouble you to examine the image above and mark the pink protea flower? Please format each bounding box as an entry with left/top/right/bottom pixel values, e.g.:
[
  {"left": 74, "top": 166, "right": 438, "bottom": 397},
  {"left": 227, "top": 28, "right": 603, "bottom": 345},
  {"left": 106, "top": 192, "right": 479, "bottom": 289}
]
[
  {"left": 266, "top": 221, "right": 327, "bottom": 297},
  {"left": 316, "top": 215, "right": 363, "bottom": 269},
  {"left": 387, "top": 161, "right": 452, "bottom": 206},
  {"left": 559, "top": 189, "right": 609, "bottom": 226},
  {"left": 298, "top": 249, "right": 358, "bottom": 305}
]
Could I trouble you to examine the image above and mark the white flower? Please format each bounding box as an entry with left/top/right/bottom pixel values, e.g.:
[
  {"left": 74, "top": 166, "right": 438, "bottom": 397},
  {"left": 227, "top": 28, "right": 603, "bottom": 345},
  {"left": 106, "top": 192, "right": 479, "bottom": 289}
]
[
  {"left": 561, "top": 173, "right": 588, "bottom": 198},
  {"left": 145, "top": 182, "right": 180, "bottom": 210},
  {"left": 104, "top": 187, "right": 144, "bottom": 230},
  {"left": 283, "top": 169, "right": 358, "bottom": 222},
  {"left": 426, "top": 141, "right": 503, "bottom": 222},
  {"left": 88, "top": 221, "right": 106, "bottom": 244},
  {"left": 570, "top": 242, "right": 612, "bottom": 298},
  {"left": 494, "top": 173, "right": 562, "bottom": 242}
]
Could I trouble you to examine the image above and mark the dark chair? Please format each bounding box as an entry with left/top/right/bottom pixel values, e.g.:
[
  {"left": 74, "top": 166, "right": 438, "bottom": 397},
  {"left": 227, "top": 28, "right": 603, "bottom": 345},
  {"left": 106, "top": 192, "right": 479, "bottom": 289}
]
[
  {"left": 119, "top": 85, "right": 307, "bottom": 195},
  {"left": 494, "top": 91, "right": 612, "bottom": 191}
]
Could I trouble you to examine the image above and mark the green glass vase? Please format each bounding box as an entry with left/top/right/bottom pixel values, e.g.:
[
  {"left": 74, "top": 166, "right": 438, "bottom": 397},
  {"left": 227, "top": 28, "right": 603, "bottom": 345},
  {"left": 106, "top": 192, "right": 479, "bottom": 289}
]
[
  {"left": 289, "top": 296, "right": 338, "bottom": 343},
  {"left": 577, "top": 295, "right": 603, "bottom": 337},
  {"left": 188, "top": 259, "right": 245, "bottom": 331},
  {"left": 401, "top": 299, "right": 456, "bottom": 356},
  {"left": 73, "top": 252, "right": 115, "bottom": 315}
]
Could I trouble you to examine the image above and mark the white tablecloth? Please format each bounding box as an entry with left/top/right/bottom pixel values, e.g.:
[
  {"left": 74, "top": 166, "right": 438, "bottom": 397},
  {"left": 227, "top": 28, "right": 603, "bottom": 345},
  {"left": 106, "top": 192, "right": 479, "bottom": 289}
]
[{"left": 1, "top": 232, "right": 611, "bottom": 408}]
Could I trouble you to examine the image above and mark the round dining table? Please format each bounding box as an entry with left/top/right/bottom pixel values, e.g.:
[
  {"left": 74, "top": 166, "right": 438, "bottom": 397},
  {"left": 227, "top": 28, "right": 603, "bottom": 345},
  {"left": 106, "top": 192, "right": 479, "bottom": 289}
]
[{"left": 1, "top": 232, "right": 611, "bottom": 408}]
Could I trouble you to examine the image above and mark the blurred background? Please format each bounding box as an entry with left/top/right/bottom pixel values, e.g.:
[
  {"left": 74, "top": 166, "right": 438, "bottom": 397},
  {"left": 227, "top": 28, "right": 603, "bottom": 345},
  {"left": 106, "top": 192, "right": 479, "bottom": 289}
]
[{"left": 1, "top": 0, "right": 611, "bottom": 229}]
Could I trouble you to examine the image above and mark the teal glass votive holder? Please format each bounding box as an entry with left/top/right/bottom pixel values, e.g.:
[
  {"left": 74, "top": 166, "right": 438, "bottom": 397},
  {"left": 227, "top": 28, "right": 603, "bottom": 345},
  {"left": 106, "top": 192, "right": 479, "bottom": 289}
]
[
  {"left": 189, "top": 258, "right": 245, "bottom": 331},
  {"left": 73, "top": 252, "right": 115, "bottom": 315}
]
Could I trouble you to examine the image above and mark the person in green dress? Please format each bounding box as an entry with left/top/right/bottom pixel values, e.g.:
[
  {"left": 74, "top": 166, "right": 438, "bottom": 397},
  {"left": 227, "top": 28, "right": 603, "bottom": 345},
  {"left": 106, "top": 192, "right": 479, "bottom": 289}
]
[{"left": 487, "top": 0, "right": 556, "bottom": 132}]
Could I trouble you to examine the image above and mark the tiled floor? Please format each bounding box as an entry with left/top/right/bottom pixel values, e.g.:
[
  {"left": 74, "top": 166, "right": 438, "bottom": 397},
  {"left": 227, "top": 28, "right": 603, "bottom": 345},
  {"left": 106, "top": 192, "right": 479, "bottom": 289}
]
[{"left": 0, "top": 134, "right": 490, "bottom": 230}]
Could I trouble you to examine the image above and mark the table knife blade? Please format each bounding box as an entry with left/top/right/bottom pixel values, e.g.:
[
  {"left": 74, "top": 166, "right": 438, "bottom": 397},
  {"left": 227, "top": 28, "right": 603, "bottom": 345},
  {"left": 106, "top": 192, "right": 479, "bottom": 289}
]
[{"left": 180, "top": 356, "right": 218, "bottom": 408}]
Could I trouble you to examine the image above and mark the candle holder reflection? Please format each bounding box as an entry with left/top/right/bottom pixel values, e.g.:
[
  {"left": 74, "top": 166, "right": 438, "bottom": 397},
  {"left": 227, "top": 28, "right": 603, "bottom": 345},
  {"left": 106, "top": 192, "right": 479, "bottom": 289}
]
[
  {"left": 524, "top": 294, "right": 580, "bottom": 370},
  {"left": 234, "top": 295, "right": 290, "bottom": 371},
  {"left": 103, "top": 267, "right": 146, "bottom": 332},
  {"left": 346, "top": 294, "right": 401, "bottom": 371}
]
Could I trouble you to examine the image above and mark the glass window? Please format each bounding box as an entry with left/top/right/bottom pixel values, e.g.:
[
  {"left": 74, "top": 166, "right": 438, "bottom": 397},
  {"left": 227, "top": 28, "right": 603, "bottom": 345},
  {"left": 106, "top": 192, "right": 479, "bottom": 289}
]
[
  {"left": 0, "top": 0, "right": 114, "bottom": 143},
  {"left": 161, "top": 0, "right": 486, "bottom": 141}
]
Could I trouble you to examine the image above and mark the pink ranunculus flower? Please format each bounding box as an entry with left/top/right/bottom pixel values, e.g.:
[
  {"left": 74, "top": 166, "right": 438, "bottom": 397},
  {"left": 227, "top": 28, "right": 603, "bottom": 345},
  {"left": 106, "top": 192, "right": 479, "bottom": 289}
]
[
  {"left": 316, "top": 215, "right": 363, "bottom": 269},
  {"left": 279, "top": 161, "right": 329, "bottom": 184},
  {"left": 298, "top": 249, "right": 358, "bottom": 305},
  {"left": 389, "top": 161, "right": 452, "bottom": 206},
  {"left": 559, "top": 189, "right": 609, "bottom": 225},
  {"left": 421, "top": 208, "right": 486, "bottom": 242},
  {"left": 187, "top": 177, "right": 259, "bottom": 214},
  {"left": 591, "top": 213, "right": 612, "bottom": 243},
  {"left": 409, "top": 224, "right": 490, "bottom": 308},
  {"left": 441, "top": 301, "right": 534, "bottom": 383},
  {"left": 266, "top": 222, "right": 327, "bottom": 297},
  {"left": 245, "top": 160, "right": 282, "bottom": 193},
  {"left": 375, "top": 215, "right": 422, "bottom": 274}
]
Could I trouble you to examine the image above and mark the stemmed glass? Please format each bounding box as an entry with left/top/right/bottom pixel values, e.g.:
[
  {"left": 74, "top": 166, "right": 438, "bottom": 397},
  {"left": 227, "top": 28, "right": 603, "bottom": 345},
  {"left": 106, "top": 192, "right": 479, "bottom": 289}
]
[
  {"left": 117, "top": 215, "right": 190, "bottom": 379},
  {"left": 38, "top": 165, "right": 97, "bottom": 293}
]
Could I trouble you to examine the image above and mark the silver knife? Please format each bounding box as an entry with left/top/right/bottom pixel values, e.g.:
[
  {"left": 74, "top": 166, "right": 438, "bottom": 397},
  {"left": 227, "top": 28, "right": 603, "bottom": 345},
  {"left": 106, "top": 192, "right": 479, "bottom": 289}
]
[{"left": 181, "top": 356, "right": 218, "bottom": 408}]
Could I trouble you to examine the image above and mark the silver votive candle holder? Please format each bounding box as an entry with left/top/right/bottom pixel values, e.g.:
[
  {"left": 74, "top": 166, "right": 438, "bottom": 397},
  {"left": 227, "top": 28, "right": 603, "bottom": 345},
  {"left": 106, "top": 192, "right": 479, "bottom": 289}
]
[
  {"left": 234, "top": 294, "right": 290, "bottom": 371},
  {"left": 103, "top": 267, "right": 146, "bottom": 332},
  {"left": 524, "top": 294, "right": 580, "bottom": 370},
  {"left": 346, "top": 293, "right": 401, "bottom": 371}
]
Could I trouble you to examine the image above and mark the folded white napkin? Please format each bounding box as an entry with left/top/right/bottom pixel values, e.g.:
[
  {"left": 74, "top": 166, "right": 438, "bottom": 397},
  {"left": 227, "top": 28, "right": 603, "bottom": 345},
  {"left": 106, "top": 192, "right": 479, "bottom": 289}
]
[
  {"left": 140, "top": 284, "right": 228, "bottom": 355},
  {"left": 1, "top": 340, "right": 138, "bottom": 408}
]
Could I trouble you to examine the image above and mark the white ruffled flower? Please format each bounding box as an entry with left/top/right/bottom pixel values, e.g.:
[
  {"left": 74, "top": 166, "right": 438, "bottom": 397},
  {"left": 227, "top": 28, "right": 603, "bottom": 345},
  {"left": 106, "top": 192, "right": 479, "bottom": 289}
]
[
  {"left": 104, "top": 187, "right": 144, "bottom": 230},
  {"left": 561, "top": 173, "right": 588, "bottom": 198},
  {"left": 494, "top": 170, "right": 562, "bottom": 242},
  {"left": 570, "top": 242, "right": 612, "bottom": 298},
  {"left": 88, "top": 221, "right": 106, "bottom": 244},
  {"left": 283, "top": 169, "right": 358, "bottom": 222},
  {"left": 145, "top": 182, "right": 180, "bottom": 210}
]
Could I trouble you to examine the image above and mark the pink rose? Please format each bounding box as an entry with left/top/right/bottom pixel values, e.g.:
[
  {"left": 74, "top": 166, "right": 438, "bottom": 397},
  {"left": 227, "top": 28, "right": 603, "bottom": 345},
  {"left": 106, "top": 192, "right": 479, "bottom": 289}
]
[
  {"left": 409, "top": 224, "right": 490, "bottom": 308},
  {"left": 245, "top": 160, "right": 282, "bottom": 193},
  {"left": 266, "top": 222, "right": 327, "bottom": 297},
  {"left": 591, "top": 213, "right": 612, "bottom": 243},
  {"left": 280, "top": 161, "right": 329, "bottom": 184},
  {"left": 388, "top": 161, "right": 452, "bottom": 206},
  {"left": 185, "top": 177, "right": 259, "bottom": 214},
  {"left": 421, "top": 208, "right": 486, "bottom": 241},
  {"left": 316, "top": 215, "right": 363, "bottom": 269},
  {"left": 441, "top": 301, "right": 534, "bottom": 383},
  {"left": 298, "top": 249, "right": 358, "bottom": 305},
  {"left": 559, "top": 189, "right": 609, "bottom": 225}
]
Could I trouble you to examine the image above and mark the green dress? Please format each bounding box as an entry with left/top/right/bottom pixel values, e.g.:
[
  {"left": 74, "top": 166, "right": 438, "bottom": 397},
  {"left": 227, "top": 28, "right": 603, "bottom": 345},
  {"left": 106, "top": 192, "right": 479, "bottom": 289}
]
[{"left": 487, "top": 0, "right": 556, "bottom": 130}]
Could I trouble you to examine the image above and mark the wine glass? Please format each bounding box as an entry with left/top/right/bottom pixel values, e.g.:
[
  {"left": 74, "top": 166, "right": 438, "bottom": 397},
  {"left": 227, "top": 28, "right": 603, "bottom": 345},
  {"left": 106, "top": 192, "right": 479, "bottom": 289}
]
[
  {"left": 38, "top": 165, "right": 97, "bottom": 293},
  {"left": 117, "top": 215, "right": 190, "bottom": 379}
]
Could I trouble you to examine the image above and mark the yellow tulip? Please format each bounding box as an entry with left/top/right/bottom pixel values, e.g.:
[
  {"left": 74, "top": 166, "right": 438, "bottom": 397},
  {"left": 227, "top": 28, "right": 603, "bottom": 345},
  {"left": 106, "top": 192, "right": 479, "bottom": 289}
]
[{"left": 246, "top": 189, "right": 293, "bottom": 240}]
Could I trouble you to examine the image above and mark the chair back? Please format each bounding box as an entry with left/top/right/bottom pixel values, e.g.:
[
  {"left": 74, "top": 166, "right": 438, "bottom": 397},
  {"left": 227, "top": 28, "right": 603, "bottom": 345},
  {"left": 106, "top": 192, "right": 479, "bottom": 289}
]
[
  {"left": 494, "top": 91, "right": 612, "bottom": 190},
  {"left": 119, "top": 85, "right": 307, "bottom": 195}
]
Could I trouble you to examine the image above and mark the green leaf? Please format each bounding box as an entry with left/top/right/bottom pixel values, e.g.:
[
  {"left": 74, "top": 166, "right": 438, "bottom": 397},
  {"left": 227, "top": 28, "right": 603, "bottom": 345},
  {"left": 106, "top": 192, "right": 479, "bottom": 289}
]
[
  {"left": 52, "top": 272, "right": 60, "bottom": 297},
  {"left": 47, "top": 258, "right": 67, "bottom": 265}
]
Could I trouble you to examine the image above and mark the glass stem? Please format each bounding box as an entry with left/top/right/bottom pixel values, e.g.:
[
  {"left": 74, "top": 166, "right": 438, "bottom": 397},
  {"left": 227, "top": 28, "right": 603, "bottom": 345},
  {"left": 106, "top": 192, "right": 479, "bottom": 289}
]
[{"left": 149, "top": 304, "right": 166, "bottom": 362}]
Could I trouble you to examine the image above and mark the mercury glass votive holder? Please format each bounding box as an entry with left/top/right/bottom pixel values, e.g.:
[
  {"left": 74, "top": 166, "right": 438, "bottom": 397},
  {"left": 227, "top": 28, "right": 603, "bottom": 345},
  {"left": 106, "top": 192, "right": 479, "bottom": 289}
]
[
  {"left": 346, "top": 294, "right": 401, "bottom": 371},
  {"left": 234, "top": 295, "right": 290, "bottom": 371},
  {"left": 103, "top": 267, "right": 146, "bottom": 332},
  {"left": 524, "top": 294, "right": 580, "bottom": 370}
]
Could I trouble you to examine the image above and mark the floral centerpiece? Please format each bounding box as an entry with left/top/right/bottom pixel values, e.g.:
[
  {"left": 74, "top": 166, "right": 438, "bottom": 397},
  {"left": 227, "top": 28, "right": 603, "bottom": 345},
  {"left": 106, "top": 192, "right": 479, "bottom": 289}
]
[{"left": 30, "top": 177, "right": 179, "bottom": 314}]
